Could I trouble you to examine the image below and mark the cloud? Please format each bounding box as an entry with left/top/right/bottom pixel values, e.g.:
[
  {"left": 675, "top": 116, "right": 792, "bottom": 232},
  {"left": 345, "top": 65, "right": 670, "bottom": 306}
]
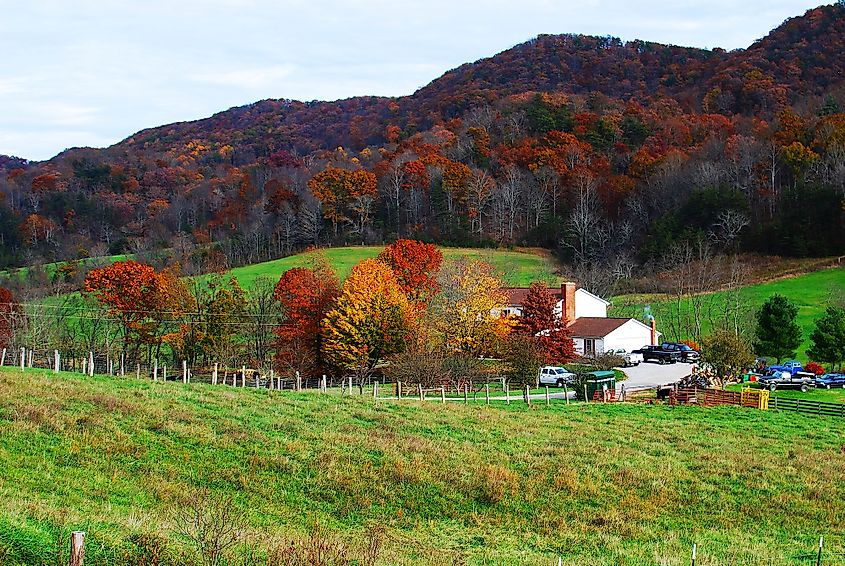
[{"left": 189, "top": 65, "right": 297, "bottom": 90}]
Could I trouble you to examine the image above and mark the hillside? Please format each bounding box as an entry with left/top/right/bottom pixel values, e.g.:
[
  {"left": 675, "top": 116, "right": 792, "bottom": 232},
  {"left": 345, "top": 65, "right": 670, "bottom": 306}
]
[
  {"left": 1, "top": 4, "right": 844, "bottom": 278},
  {"left": 612, "top": 265, "right": 845, "bottom": 358},
  {"left": 221, "top": 246, "right": 561, "bottom": 289},
  {"left": 1, "top": 369, "right": 843, "bottom": 565}
]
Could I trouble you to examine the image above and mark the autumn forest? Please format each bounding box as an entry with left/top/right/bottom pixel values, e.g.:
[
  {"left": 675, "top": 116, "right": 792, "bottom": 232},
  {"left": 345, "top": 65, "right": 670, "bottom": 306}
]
[{"left": 1, "top": 3, "right": 845, "bottom": 299}]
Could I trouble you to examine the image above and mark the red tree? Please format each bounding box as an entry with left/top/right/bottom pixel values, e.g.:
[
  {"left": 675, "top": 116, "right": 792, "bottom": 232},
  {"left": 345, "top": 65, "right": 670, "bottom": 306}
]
[
  {"left": 377, "top": 239, "right": 443, "bottom": 305},
  {"left": 273, "top": 257, "right": 340, "bottom": 376},
  {"left": 516, "top": 281, "right": 576, "bottom": 364},
  {"left": 0, "top": 287, "right": 17, "bottom": 349}
]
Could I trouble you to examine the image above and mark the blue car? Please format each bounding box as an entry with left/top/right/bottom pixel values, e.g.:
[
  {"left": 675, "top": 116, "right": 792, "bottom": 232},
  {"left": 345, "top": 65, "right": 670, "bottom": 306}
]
[{"left": 815, "top": 373, "right": 845, "bottom": 389}]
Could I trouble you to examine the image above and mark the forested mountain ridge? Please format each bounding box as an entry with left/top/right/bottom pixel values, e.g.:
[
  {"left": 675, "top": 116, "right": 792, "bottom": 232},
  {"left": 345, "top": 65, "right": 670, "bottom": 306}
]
[{"left": 1, "top": 3, "right": 845, "bottom": 296}]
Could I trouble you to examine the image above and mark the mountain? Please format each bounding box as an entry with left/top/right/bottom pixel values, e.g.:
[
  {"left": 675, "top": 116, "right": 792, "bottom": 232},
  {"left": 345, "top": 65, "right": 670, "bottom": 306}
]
[{"left": 1, "top": 4, "right": 844, "bottom": 287}]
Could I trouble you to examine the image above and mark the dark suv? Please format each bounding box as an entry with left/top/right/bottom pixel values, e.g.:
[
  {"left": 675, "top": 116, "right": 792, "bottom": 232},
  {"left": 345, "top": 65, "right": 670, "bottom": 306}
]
[{"left": 660, "top": 342, "right": 701, "bottom": 363}]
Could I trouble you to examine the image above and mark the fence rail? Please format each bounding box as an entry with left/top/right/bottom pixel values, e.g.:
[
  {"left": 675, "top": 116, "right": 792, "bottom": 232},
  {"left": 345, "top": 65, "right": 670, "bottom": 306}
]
[{"left": 769, "top": 396, "right": 845, "bottom": 418}]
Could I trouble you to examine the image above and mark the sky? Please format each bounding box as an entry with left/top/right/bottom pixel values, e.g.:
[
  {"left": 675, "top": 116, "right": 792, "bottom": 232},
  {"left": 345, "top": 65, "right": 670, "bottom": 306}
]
[{"left": 0, "top": 0, "right": 826, "bottom": 161}]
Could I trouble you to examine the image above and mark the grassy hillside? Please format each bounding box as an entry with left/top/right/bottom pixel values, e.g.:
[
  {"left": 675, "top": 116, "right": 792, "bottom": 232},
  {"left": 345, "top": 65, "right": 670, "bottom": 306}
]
[
  {"left": 221, "top": 246, "right": 562, "bottom": 289},
  {"left": 1, "top": 369, "right": 843, "bottom": 565},
  {"left": 612, "top": 266, "right": 845, "bottom": 359}
]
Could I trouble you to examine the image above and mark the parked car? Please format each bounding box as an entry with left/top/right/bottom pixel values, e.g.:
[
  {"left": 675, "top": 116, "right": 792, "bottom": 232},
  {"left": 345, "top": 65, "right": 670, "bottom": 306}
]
[
  {"left": 606, "top": 348, "right": 643, "bottom": 367},
  {"left": 815, "top": 373, "right": 845, "bottom": 389},
  {"left": 757, "top": 370, "right": 815, "bottom": 392},
  {"left": 632, "top": 345, "right": 681, "bottom": 364},
  {"left": 538, "top": 366, "right": 577, "bottom": 387},
  {"left": 767, "top": 360, "right": 803, "bottom": 376},
  {"left": 660, "top": 342, "right": 701, "bottom": 363}
]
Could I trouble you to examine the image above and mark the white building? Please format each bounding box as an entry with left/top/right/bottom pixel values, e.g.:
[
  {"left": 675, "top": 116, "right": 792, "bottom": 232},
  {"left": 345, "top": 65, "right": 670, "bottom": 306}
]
[{"left": 500, "top": 283, "right": 661, "bottom": 356}]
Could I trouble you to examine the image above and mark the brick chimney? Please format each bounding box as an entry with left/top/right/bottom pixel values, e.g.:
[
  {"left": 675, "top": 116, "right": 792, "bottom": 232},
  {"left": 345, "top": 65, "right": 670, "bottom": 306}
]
[
  {"left": 650, "top": 318, "right": 657, "bottom": 345},
  {"left": 561, "top": 282, "right": 576, "bottom": 323}
]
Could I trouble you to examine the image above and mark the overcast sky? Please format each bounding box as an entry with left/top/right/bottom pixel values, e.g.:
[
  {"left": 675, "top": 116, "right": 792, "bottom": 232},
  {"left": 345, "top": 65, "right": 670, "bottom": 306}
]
[{"left": 0, "top": 0, "right": 825, "bottom": 161}]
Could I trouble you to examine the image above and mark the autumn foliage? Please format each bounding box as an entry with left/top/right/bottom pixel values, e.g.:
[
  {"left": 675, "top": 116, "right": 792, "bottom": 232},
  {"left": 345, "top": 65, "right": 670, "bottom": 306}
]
[
  {"left": 0, "top": 287, "right": 16, "bottom": 349},
  {"left": 376, "top": 239, "right": 443, "bottom": 305},
  {"left": 321, "top": 259, "right": 416, "bottom": 374},
  {"left": 273, "top": 257, "right": 340, "bottom": 375},
  {"left": 516, "top": 282, "right": 576, "bottom": 364}
]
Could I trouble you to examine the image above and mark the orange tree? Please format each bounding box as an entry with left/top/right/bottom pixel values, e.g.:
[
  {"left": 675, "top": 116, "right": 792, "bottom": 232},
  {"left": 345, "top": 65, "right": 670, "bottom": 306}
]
[
  {"left": 273, "top": 256, "right": 340, "bottom": 377},
  {"left": 83, "top": 261, "right": 192, "bottom": 363},
  {"left": 0, "top": 287, "right": 17, "bottom": 349},
  {"left": 308, "top": 166, "right": 377, "bottom": 237},
  {"left": 376, "top": 239, "right": 442, "bottom": 306},
  {"left": 321, "top": 259, "right": 415, "bottom": 383}
]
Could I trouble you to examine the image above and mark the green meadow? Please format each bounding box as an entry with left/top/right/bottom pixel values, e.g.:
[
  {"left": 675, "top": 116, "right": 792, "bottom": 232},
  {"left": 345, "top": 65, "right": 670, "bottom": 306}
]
[{"left": 0, "top": 369, "right": 843, "bottom": 565}]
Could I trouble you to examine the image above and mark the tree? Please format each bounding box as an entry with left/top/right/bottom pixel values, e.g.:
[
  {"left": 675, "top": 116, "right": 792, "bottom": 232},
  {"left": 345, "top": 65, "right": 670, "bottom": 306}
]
[
  {"left": 431, "top": 259, "right": 509, "bottom": 357},
  {"left": 807, "top": 306, "right": 845, "bottom": 370},
  {"left": 701, "top": 330, "right": 756, "bottom": 388},
  {"left": 754, "top": 295, "right": 802, "bottom": 362},
  {"left": 516, "top": 282, "right": 576, "bottom": 364},
  {"left": 376, "top": 239, "right": 443, "bottom": 305},
  {"left": 0, "top": 287, "right": 17, "bottom": 349},
  {"left": 502, "top": 334, "right": 545, "bottom": 387},
  {"left": 273, "top": 256, "right": 340, "bottom": 377},
  {"left": 83, "top": 261, "right": 192, "bottom": 363},
  {"left": 322, "top": 259, "right": 415, "bottom": 382},
  {"left": 308, "top": 167, "right": 377, "bottom": 237}
]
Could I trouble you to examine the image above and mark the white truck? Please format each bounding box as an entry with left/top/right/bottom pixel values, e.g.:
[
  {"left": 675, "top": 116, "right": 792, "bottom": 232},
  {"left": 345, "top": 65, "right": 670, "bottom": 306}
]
[
  {"left": 607, "top": 348, "right": 643, "bottom": 367},
  {"left": 538, "top": 366, "right": 577, "bottom": 387}
]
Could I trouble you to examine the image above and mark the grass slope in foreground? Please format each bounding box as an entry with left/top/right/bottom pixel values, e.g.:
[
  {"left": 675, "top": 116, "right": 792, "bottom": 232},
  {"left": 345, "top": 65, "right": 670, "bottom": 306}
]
[
  {"left": 221, "top": 246, "right": 560, "bottom": 288},
  {"left": 612, "top": 266, "right": 845, "bottom": 358},
  {"left": 1, "top": 370, "right": 844, "bottom": 565}
]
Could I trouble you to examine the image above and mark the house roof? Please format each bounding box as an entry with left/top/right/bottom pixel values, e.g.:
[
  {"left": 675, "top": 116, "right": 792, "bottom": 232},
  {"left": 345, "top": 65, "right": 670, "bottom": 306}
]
[
  {"left": 501, "top": 286, "right": 567, "bottom": 306},
  {"left": 575, "top": 287, "right": 611, "bottom": 306},
  {"left": 567, "top": 317, "right": 632, "bottom": 338}
]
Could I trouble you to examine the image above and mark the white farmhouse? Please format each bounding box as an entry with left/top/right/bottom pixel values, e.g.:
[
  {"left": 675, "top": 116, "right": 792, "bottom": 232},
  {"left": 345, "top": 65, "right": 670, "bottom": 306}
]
[{"left": 500, "top": 283, "right": 661, "bottom": 356}]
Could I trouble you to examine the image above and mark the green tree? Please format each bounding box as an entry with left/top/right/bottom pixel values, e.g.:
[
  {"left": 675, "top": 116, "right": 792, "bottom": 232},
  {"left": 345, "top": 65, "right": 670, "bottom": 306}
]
[
  {"left": 702, "top": 330, "right": 756, "bottom": 388},
  {"left": 502, "top": 334, "right": 545, "bottom": 388},
  {"left": 754, "top": 295, "right": 802, "bottom": 362},
  {"left": 807, "top": 306, "right": 845, "bottom": 371}
]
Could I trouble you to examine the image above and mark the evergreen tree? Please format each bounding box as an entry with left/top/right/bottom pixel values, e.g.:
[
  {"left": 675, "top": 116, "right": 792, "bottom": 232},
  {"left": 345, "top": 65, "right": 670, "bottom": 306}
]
[
  {"left": 754, "top": 295, "right": 802, "bottom": 362},
  {"left": 807, "top": 306, "right": 845, "bottom": 371}
]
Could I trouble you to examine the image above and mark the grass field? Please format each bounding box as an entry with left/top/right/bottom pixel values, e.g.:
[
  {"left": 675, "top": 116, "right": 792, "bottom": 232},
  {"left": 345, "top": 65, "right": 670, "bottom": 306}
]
[
  {"left": 220, "top": 246, "right": 561, "bottom": 289},
  {"left": 1, "top": 369, "right": 843, "bottom": 565},
  {"left": 611, "top": 266, "right": 845, "bottom": 359}
]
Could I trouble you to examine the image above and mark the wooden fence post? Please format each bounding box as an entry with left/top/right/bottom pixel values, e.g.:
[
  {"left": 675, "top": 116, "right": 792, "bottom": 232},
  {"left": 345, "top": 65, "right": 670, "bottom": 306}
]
[
  {"left": 440, "top": 386, "right": 446, "bottom": 404},
  {"left": 373, "top": 380, "right": 378, "bottom": 399},
  {"left": 419, "top": 383, "right": 424, "bottom": 402},
  {"left": 182, "top": 361, "right": 187, "bottom": 384},
  {"left": 108, "top": 359, "right": 113, "bottom": 375},
  {"left": 505, "top": 384, "right": 510, "bottom": 405},
  {"left": 20, "top": 347, "right": 25, "bottom": 371},
  {"left": 525, "top": 384, "right": 531, "bottom": 406},
  {"left": 70, "top": 531, "right": 85, "bottom": 566},
  {"left": 54, "top": 350, "right": 60, "bottom": 373},
  {"left": 296, "top": 371, "right": 301, "bottom": 391},
  {"left": 348, "top": 375, "right": 352, "bottom": 393},
  {"left": 153, "top": 359, "right": 158, "bottom": 382},
  {"left": 120, "top": 353, "right": 125, "bottom": 377},
  {"left": 212, "top": 363, "right": 218, "bottom": 385},
  {"left": 322, "top": 374, "right": 327, "bottom": 392},
  {"left": 1, "top": 347, "right": 6, "bottom": 366},
  {"left": 545, "top": 386, "right": 550, "bottom": 406},
  {"left": 464, "top": 384, "right": 468, "bottom": 404},
  {"left": 241, "top": 366, "right": 246, "bottom": 388},
  {"left": 583, "top": 384, "right": 588, "bottom": 403},
  {"left": 136, "top": 363, "right": 140, "bottom": 380},
  {"left": 82, "top": 359, "right": 86, "bottom": 375},
  {"left": 255, "top": 371, "right": 259, "bottom": 389},
  {"left": 485, "top": 383, "right": 490, "bottom": 405},
  {"left": 88, "top": 352, "right": 94, "bottom": 377},
  {"left": 163, "top": 365, "right": 167, "bottom": 382},
  {"left": 691, "top": 543, "right": 696, "bottom": 566},
  {"left": 27, "top": 348, "right": 33, "bottom": 368}
]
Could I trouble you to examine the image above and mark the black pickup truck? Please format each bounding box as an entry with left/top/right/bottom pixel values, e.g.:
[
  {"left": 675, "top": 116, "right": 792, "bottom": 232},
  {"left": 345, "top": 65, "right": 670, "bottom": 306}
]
[{"left": 632, "top": 345, "right": 682, "bottom": 364}]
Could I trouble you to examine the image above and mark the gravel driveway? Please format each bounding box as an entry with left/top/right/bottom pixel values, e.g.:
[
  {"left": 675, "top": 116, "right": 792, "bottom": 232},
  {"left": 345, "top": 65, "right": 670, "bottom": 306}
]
[{"left": 616, "top": 361, "right": 694, "bottom": 392}]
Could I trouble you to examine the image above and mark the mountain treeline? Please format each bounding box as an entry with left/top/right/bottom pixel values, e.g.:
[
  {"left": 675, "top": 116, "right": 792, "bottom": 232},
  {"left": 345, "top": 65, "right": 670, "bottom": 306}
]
[{"left": 2, "top": 4, "right": 845, "bottom": 295}]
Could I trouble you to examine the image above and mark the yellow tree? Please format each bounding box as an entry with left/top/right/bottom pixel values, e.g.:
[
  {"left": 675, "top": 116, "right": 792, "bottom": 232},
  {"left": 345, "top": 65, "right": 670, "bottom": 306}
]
[
  {"left": 308, "top": 166, "right": 377, "bottom": 236},
  {"left": 431, "top": 259, "right": 510, "bottom": 356},
  {"left": 322, "top": 259, "right": 416, "bottom": 382}
]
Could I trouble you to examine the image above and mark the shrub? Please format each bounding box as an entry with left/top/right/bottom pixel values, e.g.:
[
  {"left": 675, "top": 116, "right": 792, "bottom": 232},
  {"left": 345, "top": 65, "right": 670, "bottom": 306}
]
[{"left": 804, "top": 361, "right": 826, "bottom": 375}]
